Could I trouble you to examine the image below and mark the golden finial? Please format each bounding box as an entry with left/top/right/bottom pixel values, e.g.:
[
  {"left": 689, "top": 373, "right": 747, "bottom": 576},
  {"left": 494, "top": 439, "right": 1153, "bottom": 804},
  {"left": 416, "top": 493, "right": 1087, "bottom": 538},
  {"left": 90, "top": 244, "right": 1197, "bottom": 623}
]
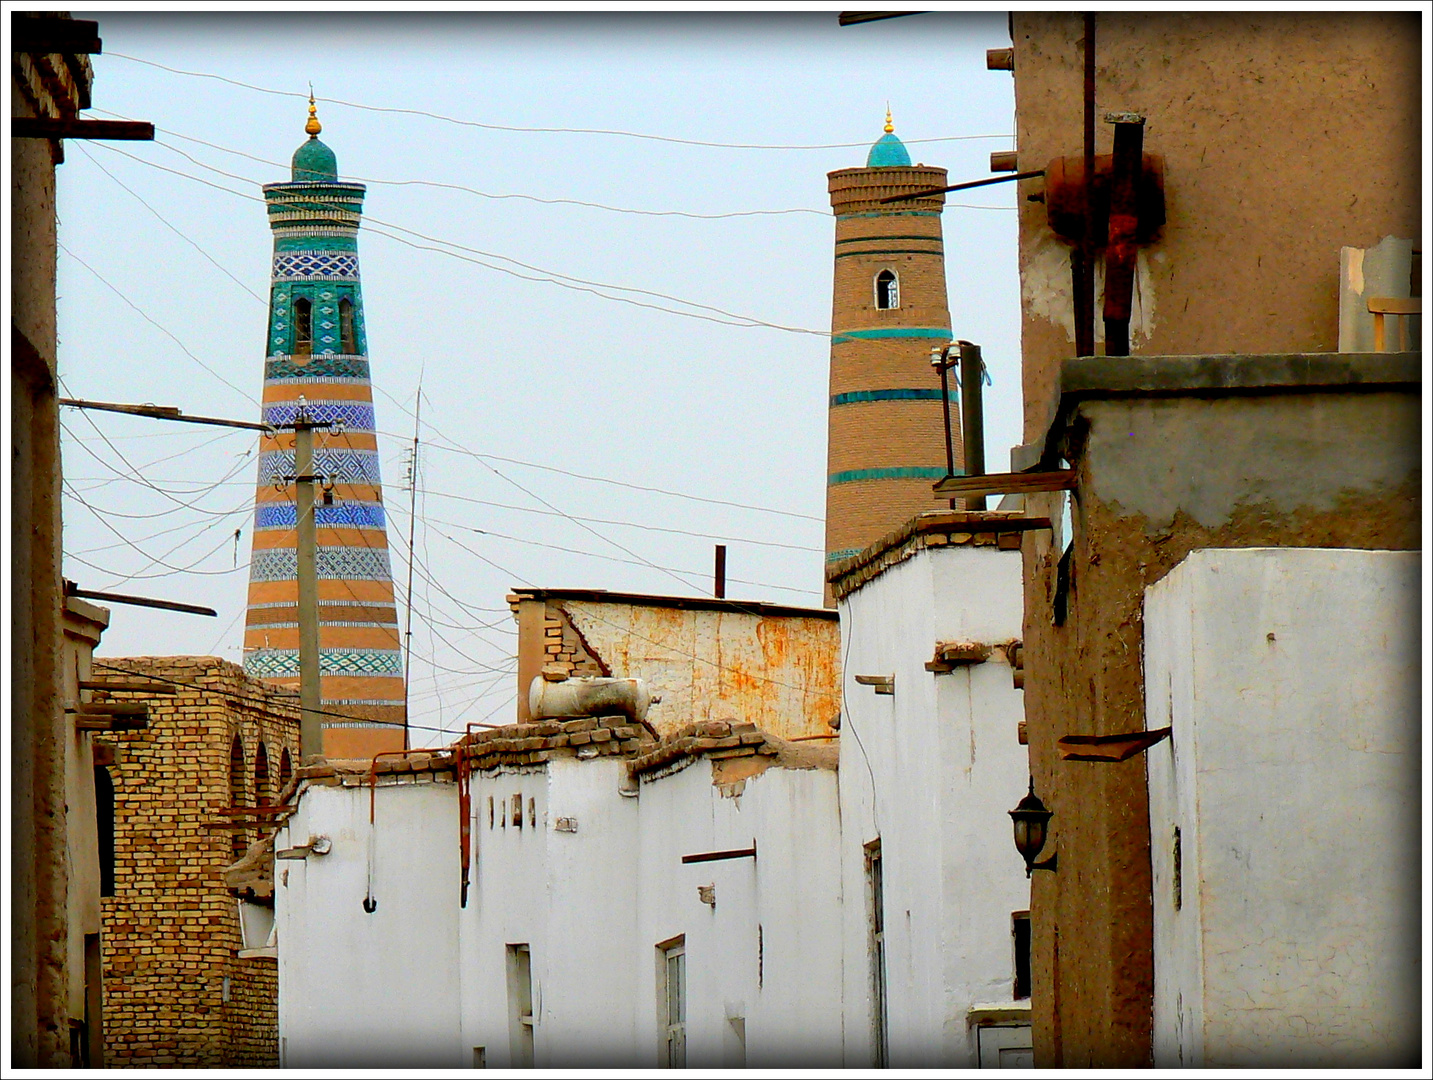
[
  {"left": 305, "top": 85, "right": 322, "bottom": 137},
  {"left": 885, "top": 105, "right": 894, "bottom": 134}
]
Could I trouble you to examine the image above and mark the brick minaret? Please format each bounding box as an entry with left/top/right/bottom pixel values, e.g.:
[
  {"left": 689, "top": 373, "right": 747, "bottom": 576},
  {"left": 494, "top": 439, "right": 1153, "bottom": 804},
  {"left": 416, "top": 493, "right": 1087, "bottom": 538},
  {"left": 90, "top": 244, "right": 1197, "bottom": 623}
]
[
  {"left": 242, "top": 101, "right": 406, "bottom": 759},
  {"left": 824, "top": 114, "right": 961, "bottom": 597}
]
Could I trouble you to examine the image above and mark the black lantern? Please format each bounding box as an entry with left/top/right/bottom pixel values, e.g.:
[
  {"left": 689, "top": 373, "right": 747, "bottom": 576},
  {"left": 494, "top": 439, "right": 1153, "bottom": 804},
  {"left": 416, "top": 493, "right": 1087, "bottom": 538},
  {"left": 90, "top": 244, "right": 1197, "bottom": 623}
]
[{"left": 1009, "top": 778, "right": 1057, "bottom": 876}]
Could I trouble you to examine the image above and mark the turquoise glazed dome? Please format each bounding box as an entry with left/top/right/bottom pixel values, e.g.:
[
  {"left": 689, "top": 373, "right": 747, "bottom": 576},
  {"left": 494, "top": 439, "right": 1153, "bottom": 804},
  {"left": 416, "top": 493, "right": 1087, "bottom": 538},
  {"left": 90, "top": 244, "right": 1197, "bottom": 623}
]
[
  {"left": 866, "top": 109, "right": 912, "bottom": 168},
  {"left": 292, "top": 136, "right": 337, "bottom": 182}
]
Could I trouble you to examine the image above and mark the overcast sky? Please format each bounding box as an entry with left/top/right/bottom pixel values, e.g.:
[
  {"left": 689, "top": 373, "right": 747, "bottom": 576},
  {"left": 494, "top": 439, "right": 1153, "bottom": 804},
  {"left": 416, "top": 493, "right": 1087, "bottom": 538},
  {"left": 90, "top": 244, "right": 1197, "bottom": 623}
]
[{"left": 56, "top": 10, "right": 1020, "bottom": 741}]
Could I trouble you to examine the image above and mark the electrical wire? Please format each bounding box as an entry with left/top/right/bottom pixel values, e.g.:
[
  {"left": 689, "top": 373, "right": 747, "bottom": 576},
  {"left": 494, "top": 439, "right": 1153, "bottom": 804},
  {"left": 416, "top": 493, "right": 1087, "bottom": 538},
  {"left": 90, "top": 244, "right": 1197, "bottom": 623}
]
[
  {"left": 73, "top": 141, "right": 268, "bottom": 305},
  {"left": 104, "top": 53, "right": 1012, "bottom": 151},
  {"left": 107, "top": 121, "right": 830, "bottom": 221},
  {"left": 58, "top": 241, "right": 257, "bottom": 404},
  {"left": 92, "top": 141, "right": 830, "bottom": 335},
  {"left": 430, "top": 518, "right": 822, "bottom": 601}
]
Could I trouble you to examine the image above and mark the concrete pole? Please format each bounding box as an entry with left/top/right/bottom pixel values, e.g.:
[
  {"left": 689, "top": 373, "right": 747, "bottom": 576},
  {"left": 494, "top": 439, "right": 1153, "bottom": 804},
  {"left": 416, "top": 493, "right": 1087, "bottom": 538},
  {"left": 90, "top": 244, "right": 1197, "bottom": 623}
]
[{"left": 294, "top": 420, "right": 322, "bottom": 760}]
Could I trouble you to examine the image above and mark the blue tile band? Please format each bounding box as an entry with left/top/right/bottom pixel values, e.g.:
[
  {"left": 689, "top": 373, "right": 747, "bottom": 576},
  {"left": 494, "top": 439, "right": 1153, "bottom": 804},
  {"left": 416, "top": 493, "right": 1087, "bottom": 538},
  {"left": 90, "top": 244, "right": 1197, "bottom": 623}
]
[
  {"left": 828, "top": 466, "right": 951, "bottom": 485},
  {"left": 830, "top": 388, "right": 957, "bottom": 407}
]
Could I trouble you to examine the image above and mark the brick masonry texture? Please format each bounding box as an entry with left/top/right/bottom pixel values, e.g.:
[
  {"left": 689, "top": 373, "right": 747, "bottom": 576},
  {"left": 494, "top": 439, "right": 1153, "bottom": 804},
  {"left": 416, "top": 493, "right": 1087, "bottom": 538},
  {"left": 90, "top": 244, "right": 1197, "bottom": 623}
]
[
  {"left": 91, "top": 657, "right": 299, "bottom": 1068},
  {"left": 825, "top": 161, "right": 965, "bottom": 574}
]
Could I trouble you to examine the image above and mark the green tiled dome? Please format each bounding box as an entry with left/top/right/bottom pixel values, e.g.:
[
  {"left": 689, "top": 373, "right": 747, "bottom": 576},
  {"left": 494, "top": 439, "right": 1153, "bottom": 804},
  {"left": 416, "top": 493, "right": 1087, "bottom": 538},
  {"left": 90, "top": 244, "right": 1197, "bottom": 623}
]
[{"left": 292, "top": 136, "right": 338, "bottom": 182}]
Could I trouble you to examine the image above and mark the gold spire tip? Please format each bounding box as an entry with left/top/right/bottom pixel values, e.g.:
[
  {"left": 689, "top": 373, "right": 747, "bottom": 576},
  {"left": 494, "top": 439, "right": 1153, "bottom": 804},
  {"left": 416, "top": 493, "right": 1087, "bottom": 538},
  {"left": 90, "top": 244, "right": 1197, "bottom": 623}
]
[
  {"left": 884, "top": 106, "right": 894, "bottom": 134},
  {"left": 305, "top": 91, "right": 322, "bottom": 137}
]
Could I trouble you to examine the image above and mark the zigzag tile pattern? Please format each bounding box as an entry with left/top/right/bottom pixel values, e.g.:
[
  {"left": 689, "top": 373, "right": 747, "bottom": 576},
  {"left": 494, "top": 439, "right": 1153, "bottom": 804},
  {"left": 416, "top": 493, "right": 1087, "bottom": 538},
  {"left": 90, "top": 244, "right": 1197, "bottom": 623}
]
[
  {"left": 261, "top": 401, "right": 375, "bottom": 431},
  {"left": 257, "top": 448, "right": 382, "bottom": 486},
  {"left": 254, "top": 502, "right": 387, "bottom": 530},
  {"left": 249, "top": 546, "right": 392, "bottom": 582},
  {"left": 243, "top": 648, "right": 404, "bottom": 678}
]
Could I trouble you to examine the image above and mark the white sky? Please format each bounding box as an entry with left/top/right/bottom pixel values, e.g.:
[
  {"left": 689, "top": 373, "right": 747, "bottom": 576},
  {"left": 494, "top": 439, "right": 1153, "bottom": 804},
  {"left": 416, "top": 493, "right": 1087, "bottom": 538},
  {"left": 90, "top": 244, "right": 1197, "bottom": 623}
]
[{"left": 54, "top": 10, "right": 1021, "bottom": 742}]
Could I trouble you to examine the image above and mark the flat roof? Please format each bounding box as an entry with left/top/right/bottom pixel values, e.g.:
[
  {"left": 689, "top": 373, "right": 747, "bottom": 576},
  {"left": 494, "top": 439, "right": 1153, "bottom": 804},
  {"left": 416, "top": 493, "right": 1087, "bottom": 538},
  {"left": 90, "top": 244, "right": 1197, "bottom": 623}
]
[{"left": 507, "top": 588, "right": 837, "bottom": 621}]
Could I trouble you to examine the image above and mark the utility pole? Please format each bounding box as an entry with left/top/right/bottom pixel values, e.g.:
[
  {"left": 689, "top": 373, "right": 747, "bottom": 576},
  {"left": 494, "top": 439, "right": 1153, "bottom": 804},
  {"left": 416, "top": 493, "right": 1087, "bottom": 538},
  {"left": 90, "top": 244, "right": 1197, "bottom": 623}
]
[{"left": 274, "top": 396, "right": 339, "bottom": 762}]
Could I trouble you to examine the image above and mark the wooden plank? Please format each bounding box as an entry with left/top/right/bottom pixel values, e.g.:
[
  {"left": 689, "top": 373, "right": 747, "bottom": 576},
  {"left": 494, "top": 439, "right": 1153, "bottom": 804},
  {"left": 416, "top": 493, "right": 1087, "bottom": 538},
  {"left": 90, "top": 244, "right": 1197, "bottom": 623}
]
[
  {"left": 933, "top": 469, "right": 1077, "bottom": 498},
  {"left": 11, "top": 118, "right": 153, "bottom": 141},
  {"left": 1058, "top": 726, "right": 1171, "bottom": 762},
  {"left": 66, "top": 702, "right": 148, "bottom": 716},
  {"left": 1366, "top": 297, "right": 1421, "bottom": 315}
]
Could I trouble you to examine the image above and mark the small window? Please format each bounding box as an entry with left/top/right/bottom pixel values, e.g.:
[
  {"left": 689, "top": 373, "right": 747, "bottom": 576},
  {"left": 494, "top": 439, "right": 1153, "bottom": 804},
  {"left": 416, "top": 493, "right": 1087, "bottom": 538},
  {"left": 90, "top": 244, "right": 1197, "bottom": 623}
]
[
  {"left": 278, "top": 747, "right": 293, "bottom": 793},
  {"left": 875, "top": 269, "right": 900, "bottom": 310},
  {"left": 866, "top": 840, "right": 888, "bottom": 1067},
  {"left": 293, "top": 297, "right": 313, "bottom": 356},
  {"left": 659, "top": 937, "right": 686, "bottom": 1067},
  {"left": 512, "top": 793, "right": 524, "bottom": 830},
  {"left": 339, "top": 297, "right": 357, "bottom": 354},
  {"left": 506, "top": 944, "right": 535, "bottom": 1067},
  {"left": 1012, "top": 911, "right": 1031, "bottom": 1000}
]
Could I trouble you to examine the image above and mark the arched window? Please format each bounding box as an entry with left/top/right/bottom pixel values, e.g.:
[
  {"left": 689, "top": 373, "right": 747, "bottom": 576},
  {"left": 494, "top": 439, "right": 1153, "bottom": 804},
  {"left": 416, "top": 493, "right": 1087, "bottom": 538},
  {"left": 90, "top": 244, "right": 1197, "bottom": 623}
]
[
  {"left": 229, "top": 735, "right": 247, "bottom": 859},
  {"left": 255, "top": 742, "right": 270, "bottom": 807},
  {"left": 339, "top": 298, "right": 357, "bottom": 354},
  {"left": 875, "top": 270, "right": 900, "bottom": 310},
  {"left": 278, "top": 747, "right": 293, "bottom": 794},
  {"left": 293, "top": 297, "right": 313, "bottom": 356}
]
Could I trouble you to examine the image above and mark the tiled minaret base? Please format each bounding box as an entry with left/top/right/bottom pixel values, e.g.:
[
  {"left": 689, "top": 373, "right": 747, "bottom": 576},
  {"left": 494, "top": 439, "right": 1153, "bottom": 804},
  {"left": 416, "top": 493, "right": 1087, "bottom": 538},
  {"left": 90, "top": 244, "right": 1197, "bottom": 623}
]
[
  {"left": 824, "top": 118, "right": 964, "bottom": 604},
  {"left": 243, "top": 104, "right": 405, "bottom": 759}
]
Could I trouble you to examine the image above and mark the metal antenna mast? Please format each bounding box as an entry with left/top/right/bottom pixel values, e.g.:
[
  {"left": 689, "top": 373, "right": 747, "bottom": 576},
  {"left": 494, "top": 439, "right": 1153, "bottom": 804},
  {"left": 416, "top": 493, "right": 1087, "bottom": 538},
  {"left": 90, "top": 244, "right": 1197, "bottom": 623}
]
[{"left": 401, "top": 379, "right": 423, "bottom": 751}]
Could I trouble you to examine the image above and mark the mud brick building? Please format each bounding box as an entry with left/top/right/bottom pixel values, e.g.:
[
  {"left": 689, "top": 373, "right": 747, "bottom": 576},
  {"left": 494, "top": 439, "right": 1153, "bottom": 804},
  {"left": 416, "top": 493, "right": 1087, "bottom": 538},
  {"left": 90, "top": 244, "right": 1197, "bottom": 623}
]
[{"left": 89, "top": 656, "right": 300, "bottom": 1067}]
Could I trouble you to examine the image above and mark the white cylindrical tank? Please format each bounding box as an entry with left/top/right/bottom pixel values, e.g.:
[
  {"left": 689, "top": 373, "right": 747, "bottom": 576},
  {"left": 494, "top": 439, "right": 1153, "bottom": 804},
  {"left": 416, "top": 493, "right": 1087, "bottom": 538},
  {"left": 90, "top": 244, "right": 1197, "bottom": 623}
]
[{"left": 528, "top": 676, "right": 653, "bottom": 725}]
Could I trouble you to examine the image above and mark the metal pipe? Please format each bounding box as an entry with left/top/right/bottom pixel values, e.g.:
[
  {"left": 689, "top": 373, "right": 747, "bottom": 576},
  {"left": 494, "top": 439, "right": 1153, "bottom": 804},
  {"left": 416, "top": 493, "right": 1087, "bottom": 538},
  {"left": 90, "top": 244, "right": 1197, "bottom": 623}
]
[
  {"left": 1079, "top": 12, "right": 1097, "bottom": 357},
  {"left": 714, "top": 544, "right": 727, "bottom": 599},
  {"left": 958, "top": 341, "right": 987, "bottom": 511},
  {"left": 880, "top": 169, "right": 1045, "bottom": 203}
]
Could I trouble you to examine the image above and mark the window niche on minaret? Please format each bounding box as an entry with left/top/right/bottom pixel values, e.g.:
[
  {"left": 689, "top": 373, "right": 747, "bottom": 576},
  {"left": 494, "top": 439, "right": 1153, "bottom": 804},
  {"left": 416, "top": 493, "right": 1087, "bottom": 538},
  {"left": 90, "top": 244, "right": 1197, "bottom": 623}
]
[
  {"left": 293, "top": 296, "right": 313, "bottom": 356},
  {"left": 339, "top": 297, "right": 356, "bottom": 354}
]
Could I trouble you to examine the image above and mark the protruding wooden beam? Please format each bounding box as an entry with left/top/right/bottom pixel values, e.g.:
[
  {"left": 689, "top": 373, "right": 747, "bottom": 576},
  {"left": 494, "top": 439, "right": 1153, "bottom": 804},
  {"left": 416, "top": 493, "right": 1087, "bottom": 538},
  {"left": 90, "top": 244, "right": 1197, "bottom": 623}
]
[
  {"left": 1058, "top": 727, "right": 1171, "bottom": 762},
  {"left": 933, "top": 469, "right": 1076, "bottom": 498},
  {"left": 12, "top": 118, "right": 154, "bottom": 141}
]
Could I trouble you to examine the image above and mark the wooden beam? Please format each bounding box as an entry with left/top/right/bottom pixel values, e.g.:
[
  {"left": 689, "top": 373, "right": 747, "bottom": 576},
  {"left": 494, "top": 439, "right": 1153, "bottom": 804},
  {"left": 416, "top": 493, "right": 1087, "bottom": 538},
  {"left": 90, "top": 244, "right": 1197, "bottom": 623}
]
[
  {"left": 66, "top": 584, "right": 217, "bottom": 617},
  {"left": 1058, "top": 726, "right": 1171, "bottom": 762},
  {"left": 79, "top": 680, "right": 176, "bottom": 695},
  {"left": 73, "top": 715, "right": 148, "bottom": 732},
  {"left": 933, "top": 469, "right": 1077, "bottom": 498},
  {"left": 681, "top": 844, "right": 758, "bottom": 864},
  {"left": 12, "top": 17, "right": 102, "bottom": 55},
  {"left": 66, "top": 702, "right": 148, "bottom": 716},
  {"left": 12, "top": 119, "right": 154, "bottom": 141},
  {"left": 211, "top": 806, "right": 296, "bottom": 817}
]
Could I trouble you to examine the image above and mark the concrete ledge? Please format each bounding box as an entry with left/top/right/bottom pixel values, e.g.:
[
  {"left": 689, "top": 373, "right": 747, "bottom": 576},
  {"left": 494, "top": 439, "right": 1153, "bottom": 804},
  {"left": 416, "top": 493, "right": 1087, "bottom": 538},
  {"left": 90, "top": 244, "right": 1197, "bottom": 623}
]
[
  {"left": 1031, "top": 352, "right": 1422, "bottom": 468},
  {"left": 1061, "top": 352, "right": 1420, "bottom": 399}
]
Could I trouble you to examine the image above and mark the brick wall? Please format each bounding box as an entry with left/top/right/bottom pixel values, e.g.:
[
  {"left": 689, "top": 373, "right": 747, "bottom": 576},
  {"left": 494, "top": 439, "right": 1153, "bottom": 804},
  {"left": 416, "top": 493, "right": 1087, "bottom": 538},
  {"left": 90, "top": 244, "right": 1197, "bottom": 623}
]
[
  {"left": 824, "top": 165, "right": 963, "bottom": 582},
  {"left": 90, "top": 656, "right": 299, "bottom": 1067}
]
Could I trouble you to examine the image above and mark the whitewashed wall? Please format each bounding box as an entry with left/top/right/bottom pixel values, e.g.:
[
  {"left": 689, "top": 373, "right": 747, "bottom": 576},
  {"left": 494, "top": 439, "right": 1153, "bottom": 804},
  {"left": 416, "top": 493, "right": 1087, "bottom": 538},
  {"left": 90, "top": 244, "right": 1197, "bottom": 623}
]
[
  {"left": 276, "top": 781, "right": 464, "bottom": 1068},
  {"left": 837, "top": 543, "right": 1031, "bottom": 1067},
  {"left": 279, "top": 755, "right": 842, "bottom": 1068},
  {"left": 1145, "top": 548, "right": 1421, "bottom": 1067}
]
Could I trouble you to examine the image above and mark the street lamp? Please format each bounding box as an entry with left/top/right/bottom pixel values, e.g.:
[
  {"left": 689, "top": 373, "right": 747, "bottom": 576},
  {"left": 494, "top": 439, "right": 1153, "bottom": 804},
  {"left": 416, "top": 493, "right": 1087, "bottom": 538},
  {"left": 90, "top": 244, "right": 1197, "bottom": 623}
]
[{"left": 1009, "top": 778, "right": 1058, "bottom": 876}]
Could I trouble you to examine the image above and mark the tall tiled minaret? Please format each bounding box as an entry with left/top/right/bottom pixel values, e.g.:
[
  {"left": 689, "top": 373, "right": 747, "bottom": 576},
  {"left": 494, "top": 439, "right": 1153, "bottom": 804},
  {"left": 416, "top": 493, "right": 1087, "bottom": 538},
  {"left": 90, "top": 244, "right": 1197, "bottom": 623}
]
[
  {"left": 824, "top": 113, "right": 961, "bottom": 598},
  {"left": 242, "top": 100, "right": 405, "bottom": 759}
]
